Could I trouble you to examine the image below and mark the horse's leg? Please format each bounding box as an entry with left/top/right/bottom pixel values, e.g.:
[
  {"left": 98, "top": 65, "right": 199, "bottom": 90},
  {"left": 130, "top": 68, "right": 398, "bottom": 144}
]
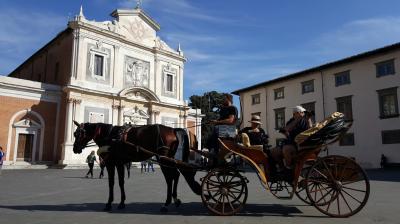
[
  {"left": 172, "top": 168, "right": 182, "bottom": 207},
  {"left": 104, "top": 163, "right": 115, "bottom": 211},
  {"left": 160, "top": 166, "right": 173, "bottom": 212},
  {"left": 116, "top": 163, "right": 126, "bottom": 209}
]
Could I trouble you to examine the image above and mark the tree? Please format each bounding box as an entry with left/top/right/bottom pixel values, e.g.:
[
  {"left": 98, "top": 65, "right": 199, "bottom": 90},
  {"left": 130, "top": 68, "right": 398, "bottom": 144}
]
[{"left": 189, "top": 91, "right": 228, "bottom": 149}]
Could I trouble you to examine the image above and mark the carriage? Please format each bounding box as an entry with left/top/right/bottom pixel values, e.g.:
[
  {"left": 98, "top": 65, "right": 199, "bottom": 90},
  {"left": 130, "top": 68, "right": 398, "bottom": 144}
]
[
  {"left": 72, "top": 112, "right": 369, "bottom": 217},
  {"left": 198, "top": 112, "right": 370, "bottom": 217}
]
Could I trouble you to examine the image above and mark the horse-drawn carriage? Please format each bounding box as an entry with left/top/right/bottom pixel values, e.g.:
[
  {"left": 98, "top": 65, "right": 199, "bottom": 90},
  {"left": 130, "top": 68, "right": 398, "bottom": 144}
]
[
  {"left": 199, "top": 112, "right": 369, "bottom": 217},
  {"left": 72, "top": 112, "right": 369, "bottom": 217}
]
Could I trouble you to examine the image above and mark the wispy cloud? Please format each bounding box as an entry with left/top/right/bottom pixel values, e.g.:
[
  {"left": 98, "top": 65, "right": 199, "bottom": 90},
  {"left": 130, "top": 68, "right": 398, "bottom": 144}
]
[
  {"left": 0, "top": 8, "right": 66, "bottom": 74},
  {"left": 312, "top": 16, "right": 400, "bottom": 59},
  {"left": 119, "top": 0, "right": 237, "bottom": 24}
]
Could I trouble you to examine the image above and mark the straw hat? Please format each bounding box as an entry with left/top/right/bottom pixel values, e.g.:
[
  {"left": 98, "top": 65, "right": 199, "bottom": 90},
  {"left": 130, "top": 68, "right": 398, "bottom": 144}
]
[{"left": 248, "top": 115, "right": 262, "bottom": 124}]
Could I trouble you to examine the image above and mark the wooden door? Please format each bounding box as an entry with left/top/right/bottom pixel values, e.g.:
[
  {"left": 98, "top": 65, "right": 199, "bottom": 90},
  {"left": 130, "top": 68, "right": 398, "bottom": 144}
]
[{"left": 17, "top": 133, "right": 34, "bottom": 161}]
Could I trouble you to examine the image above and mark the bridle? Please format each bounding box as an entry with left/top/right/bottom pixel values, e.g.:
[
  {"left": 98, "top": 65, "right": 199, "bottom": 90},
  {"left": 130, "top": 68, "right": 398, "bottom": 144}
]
[{"left": 74, "top": 123, "right": 100, "bottom": 149}]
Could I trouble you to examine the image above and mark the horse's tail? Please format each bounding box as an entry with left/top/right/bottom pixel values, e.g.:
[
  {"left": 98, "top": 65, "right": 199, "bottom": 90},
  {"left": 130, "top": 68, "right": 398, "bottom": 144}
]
[{"left": 174, "top": 128, "right": 202, "bottom": 195}]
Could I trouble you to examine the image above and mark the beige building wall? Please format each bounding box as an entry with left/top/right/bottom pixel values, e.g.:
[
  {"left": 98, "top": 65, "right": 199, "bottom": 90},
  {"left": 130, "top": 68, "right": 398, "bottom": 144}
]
[{"left": 236, "top": 46, "right": 400, "bottom": 168}]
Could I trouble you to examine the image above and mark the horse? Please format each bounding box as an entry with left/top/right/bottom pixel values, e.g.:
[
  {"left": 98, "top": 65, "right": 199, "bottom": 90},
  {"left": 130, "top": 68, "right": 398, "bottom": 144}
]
[{"left": 72, "top": 121, "right": 202, "bottom": 212}]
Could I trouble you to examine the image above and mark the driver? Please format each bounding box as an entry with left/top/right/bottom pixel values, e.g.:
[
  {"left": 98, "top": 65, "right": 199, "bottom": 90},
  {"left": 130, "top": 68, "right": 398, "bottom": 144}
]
[
  {"left": 208, "top": 94, "right": 238, "bottom": 162},
  {"left": 271, "top": 106, "right": 312, "bottom": 181}
]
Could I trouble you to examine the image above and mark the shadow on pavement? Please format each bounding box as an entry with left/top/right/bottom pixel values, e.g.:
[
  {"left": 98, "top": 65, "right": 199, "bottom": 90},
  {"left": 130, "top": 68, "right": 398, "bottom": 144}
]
[
  {"left": 366, "top": 169, "right": 400, "bottom": 182},
  {"left": 0, "top": 202, "right": 325, "bottom": 217}
]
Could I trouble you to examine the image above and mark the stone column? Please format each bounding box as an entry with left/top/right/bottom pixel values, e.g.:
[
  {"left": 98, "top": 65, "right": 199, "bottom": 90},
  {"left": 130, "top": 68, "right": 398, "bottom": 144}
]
[
  {"left": 152, "top": 110, "right": 160, "bottom": 124},
  {"left": 118, "top": 105, "right": 125, "bottom": 125},
  {"left": 179, "top": 65, "right": 184, "bottom": 101},
  {"left": 73, "top": 99, "right": 82, "bottom": 124},
  {"left": 64, "top": 98, "right": 74, "bottom": 144},
  {"left": 112, "top": 104, "right": 119, "bottom": 125},
  {"left": 112, "top": 45, "right": 120, "bottom": 88}
]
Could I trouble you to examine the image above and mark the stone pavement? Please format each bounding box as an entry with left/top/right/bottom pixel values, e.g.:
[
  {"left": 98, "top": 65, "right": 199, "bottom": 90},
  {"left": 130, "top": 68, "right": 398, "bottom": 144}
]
[{"left": 0, "top": 168, "right": 399, "bottom": 224}]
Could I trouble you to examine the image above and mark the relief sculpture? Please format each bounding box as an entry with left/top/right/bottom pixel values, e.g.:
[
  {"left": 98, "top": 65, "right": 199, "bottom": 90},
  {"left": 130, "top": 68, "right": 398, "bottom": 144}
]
[{"left": 124, "top": 56, "right": 150, "bottom": 88}]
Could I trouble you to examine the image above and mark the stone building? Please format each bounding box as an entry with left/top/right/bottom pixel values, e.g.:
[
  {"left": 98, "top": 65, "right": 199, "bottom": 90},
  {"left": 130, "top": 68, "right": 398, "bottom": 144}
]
[
  {"left": 233, "top": 43, "right": 400, "bottom": 168},
  {"left": 0, "top": 6, "right": 202, "bottom": 167}
]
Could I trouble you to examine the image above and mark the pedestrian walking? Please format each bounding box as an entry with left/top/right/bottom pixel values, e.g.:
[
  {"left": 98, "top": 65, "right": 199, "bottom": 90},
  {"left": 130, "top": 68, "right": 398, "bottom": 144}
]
[
  {"left": 85, "top": 151, "right": 97, "bottom": 178},
  {"left": 147, "top": 159, "right": 155, "bottom": 172},
  {"left": 0, "top": 146, "right": 5, "bottom": 175},
  {"left": 141, "top": 161, "right": 147, "bottom": 173}
]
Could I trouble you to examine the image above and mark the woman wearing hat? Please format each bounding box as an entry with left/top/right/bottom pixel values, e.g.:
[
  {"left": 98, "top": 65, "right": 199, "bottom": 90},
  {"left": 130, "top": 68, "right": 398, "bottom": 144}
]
[{"left": 238, "top": 115, "right": 269, "bottom": 147}]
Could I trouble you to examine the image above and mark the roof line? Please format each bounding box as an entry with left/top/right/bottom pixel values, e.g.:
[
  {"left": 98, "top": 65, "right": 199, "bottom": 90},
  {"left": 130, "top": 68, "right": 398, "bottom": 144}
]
[{"left": 232, "top": 41, "right": 400, "bottom": 95}]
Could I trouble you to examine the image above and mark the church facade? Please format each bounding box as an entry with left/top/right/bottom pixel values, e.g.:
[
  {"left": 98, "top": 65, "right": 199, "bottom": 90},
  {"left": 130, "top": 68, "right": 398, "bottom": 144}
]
[{"left": 0, "top": 6, "right": 202, "bottom": 167}]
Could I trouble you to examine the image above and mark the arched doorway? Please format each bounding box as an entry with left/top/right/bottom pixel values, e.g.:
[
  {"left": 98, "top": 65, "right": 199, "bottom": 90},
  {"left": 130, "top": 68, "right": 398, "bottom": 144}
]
[{"left": 8, "top": 109, "right": 45, "bottom": 164}]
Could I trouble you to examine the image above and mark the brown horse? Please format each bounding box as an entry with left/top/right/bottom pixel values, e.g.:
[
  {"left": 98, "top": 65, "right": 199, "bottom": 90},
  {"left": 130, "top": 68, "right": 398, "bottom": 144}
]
[{"left": 72, "top": 122, "right": 202, "bottom": 212}]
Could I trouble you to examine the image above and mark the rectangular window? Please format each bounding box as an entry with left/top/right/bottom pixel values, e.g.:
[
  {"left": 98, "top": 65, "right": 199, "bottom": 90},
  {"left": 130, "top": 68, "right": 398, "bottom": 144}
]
[
  {"left": 339, "top": 133, "right": 355, "bottom": 146},
  {"left": 54, "top": 62, "right": 59, "bottom": 81},
  {"left": 251, "top": 93, "right": 260, "bottom": 105},
  {"left": 382, "top": 130, "right": 400, "bottom": 144},
  {"left": 274, "top": 108, "right": 285, "bottom": 129},
  {"left": 94, "top": 55, "right": 104, "bottom": 77},
  {"left": 274, "top": 87, "right": 284, "bottom": 100},
  {"left": 336, "top": 96, "right": 353, "bottom": 121},
  {"left": 377, "top": 87, "right": 399, "bottom": 119},
  {"left": 376, "top": 59, "right": 395, "bottom": 77},
  {"left": 166, "top": 74, "right": 173, "bottom": 92},
  {"left": 302, "top": 80, "right": 314, "bottom": 94},
  {"left": 301, "top": 102, "right": 316, "bottom": 122},
  {"left": 335, "top": 71, "right": 351, "bottom": 86}
]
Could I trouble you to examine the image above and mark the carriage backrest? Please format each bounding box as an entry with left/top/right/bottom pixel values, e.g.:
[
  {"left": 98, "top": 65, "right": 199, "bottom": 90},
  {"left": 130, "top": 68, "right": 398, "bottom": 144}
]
[{"left": 296, "top": 112, "right": 351, "bottom": 147}]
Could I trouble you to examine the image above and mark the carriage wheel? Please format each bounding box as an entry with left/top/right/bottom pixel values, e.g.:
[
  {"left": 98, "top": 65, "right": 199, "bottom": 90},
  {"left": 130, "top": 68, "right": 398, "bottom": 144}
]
[
  {"left": 305, "top": 155, "right": 370, "bottom": 217},
  {"left": 295, "top": 165, "right": 313, "bottom": 205},
  {"left": 201, "top": 168, "right": 248, "bottom": 216}
]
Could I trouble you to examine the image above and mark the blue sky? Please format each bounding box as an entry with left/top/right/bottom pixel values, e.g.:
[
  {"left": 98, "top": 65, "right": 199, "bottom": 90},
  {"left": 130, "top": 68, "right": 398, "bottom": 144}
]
[{"left": 1, "top": 0, "right": 400, "bottom": 101}]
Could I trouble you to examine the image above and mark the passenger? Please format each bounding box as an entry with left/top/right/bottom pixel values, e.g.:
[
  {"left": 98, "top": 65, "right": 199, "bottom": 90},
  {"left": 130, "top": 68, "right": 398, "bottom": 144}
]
[
  {"left": 238, "top": 115, "right": 269, "bottom": 148},
  {"left": 271, "top": 106, "right": 312, "bottom": 181}
]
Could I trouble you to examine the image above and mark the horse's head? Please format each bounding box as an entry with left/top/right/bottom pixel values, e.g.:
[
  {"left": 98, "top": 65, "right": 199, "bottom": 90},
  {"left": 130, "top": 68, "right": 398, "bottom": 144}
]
[{"left": 73, "top": 121, "right": 96, "bottom": 154}]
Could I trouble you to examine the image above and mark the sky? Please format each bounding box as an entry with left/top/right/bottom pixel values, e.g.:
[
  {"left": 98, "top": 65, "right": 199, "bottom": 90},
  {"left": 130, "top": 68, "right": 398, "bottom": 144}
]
[{"left": 1, "top": 0, "right": 400, "bottom": 102}]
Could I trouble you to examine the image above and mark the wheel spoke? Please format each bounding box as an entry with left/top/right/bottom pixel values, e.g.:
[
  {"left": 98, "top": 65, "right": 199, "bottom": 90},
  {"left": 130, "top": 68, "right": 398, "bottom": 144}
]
[
  {"left": 221, "top": 193, "right": 225, "bottom": 214},
  {"left": 311, "top": 168, "right": 329, "bottom": 180},
  {"left": 339, "top": 190, "right": 353, "bottom": 213},
  {"left": 342, "top": 185, "right": 366, "bottom": 193},
  {"left": 225, "top": 195, "right": 235, "bottom": 211},
  {"left": 322, "top": 160, "right": 336, "bottom": 181},
  {"left": 341, "top": 188, "right": 363, "bottom": 204},
  {"left": 339, "top": 159, "right": 350, "bottom": 182},
  {"left": 342, "top": 178, "right": 363, "bottom": 185},
  {"left": 316, "top": 188, "right": 334, "bottom": 204},
  {"left": 337, "top": 193, "right": 341, "bottom": 215},
  {"left": 307, "top": 178, "right": 331, "bottom": 185}
]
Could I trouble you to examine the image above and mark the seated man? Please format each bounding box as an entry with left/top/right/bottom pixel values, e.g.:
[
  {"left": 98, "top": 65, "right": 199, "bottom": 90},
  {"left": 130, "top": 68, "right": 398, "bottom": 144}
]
[
  {"left": 271, "top": 106, "right": 313, "bottom": 181},
  {"left": 238, "top": 115, "right": 269, "bottom": 149}
]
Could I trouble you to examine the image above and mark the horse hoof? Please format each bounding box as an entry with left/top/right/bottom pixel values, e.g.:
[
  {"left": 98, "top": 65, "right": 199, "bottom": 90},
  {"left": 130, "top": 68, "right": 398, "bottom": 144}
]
[
  {"left": 175, "top": 199, "right": 182, "bottom": 207},
  {"left": 160, "top": 206, "right": 168, "bottom": 213},
  {"left": 103, "top": 204, "right": 112, "bottom": 211},
  {"left": 117, "top": 203, "right": 125, "bottom": 210}
]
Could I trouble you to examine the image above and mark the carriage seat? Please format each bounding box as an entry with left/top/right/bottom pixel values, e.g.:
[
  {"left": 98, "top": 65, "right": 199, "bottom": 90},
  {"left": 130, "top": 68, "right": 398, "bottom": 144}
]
[
  {"left": 239, "top": 133, "right": 264, "bottom": 151},
  {"left": 295, "top": 112, "right": 351, "bottom": 149}
]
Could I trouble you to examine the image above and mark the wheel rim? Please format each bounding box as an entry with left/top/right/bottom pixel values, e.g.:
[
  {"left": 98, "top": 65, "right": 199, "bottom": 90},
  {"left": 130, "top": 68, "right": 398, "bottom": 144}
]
[
  {"left": 201, "top": 169, "right": 248, "bottom": 216},
  {"left": 306, "top": 156, "right": 370, "bottom": 217}
]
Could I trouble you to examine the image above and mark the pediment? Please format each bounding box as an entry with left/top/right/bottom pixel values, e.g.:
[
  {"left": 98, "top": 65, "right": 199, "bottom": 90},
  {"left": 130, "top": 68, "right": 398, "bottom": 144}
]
[
  {"left": 13, "top": 119, "right": 41, "bottom": 128},
  {"left": 119, "top": 86, "right": 160, "bottom": 102}
]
